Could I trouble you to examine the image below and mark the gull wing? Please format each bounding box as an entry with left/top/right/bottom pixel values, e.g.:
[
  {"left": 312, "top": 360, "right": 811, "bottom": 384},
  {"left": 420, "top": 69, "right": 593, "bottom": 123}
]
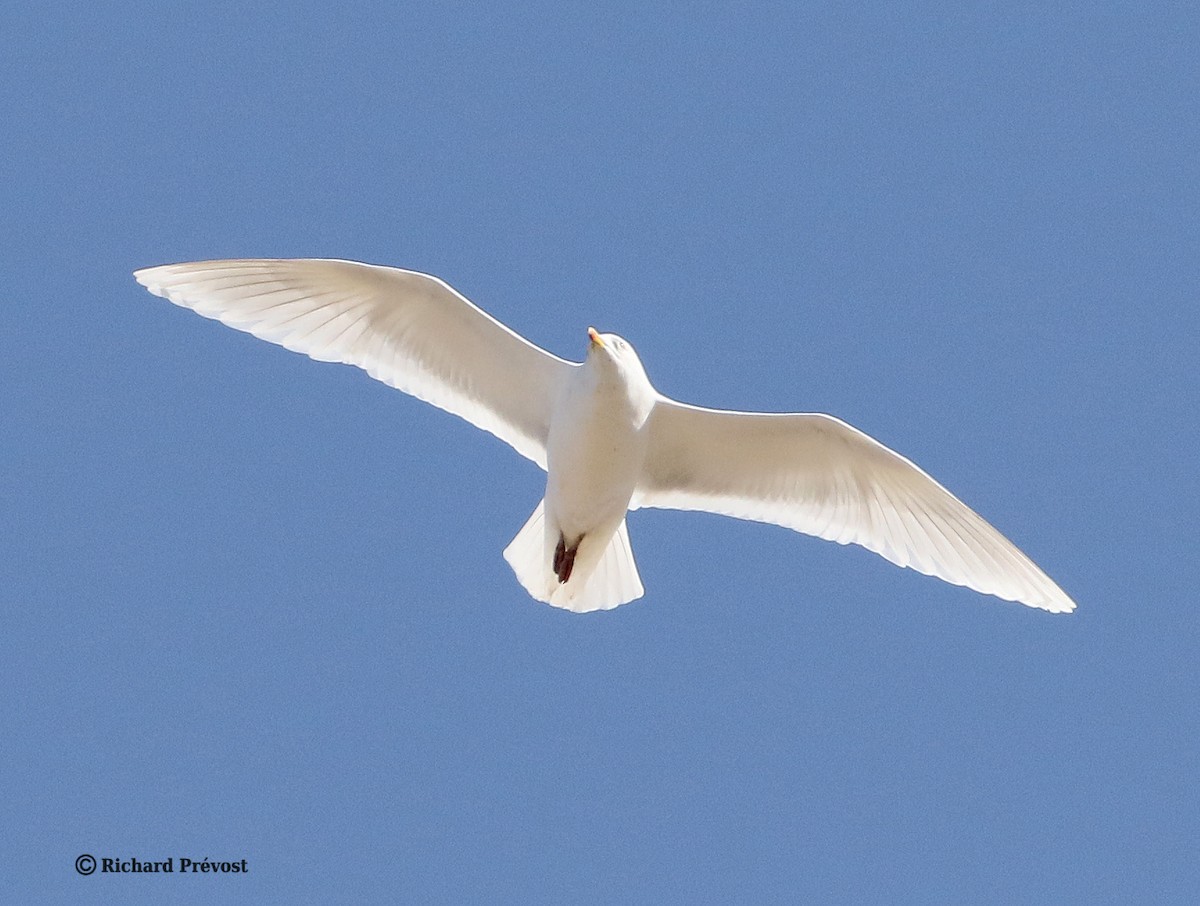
[
  {"left": 634, "top": 398, "right": 1074, "bottom": 612},
  {"left": 135, "top": 259, "right": 575, "bottom": 468}
]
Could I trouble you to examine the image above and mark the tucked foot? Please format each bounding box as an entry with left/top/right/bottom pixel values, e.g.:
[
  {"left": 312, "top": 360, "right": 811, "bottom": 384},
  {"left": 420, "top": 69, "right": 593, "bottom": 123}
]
[{"left": 553, "top": 534, "right": 579, "bottom": 584}]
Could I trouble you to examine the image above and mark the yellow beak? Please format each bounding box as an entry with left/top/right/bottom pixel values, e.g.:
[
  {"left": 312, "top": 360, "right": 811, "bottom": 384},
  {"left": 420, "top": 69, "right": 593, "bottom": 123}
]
[{"left": 588, "top": 327, "right": 605, "bottom": 349}]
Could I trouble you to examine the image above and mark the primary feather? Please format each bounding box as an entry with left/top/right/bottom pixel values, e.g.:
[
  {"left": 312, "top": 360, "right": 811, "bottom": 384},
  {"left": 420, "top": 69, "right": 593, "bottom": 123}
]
[
  {"left": 634, "top": 402, "right": 1075, "bottom": 613},
  {"left": 135, "top": 259, "right": 573, "bottom": 468}
]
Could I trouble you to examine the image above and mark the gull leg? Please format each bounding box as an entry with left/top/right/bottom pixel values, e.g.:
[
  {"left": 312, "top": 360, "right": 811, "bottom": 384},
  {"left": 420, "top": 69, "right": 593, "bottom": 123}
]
[{"left": 553, "top": 534, "right": 580, "bottom": 584}]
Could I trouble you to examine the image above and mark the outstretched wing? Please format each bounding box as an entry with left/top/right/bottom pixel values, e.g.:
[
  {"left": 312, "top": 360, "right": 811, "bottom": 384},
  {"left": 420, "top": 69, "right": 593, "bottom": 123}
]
[
  {"left": 635, "top": 399, "right": 1074, "bottom": 612},
  {"left": 135, "top": 259, "right": 575, "bottom": 468}
]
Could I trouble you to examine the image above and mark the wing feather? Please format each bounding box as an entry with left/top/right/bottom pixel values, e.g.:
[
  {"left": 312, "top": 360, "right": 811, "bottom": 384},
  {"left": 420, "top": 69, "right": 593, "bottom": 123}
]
[
  {"left": 635, "top": 399, "right": 1074, "bottom": 612},
  {"left": 135, "top": 258, "right": 575, "bottom": 468}
]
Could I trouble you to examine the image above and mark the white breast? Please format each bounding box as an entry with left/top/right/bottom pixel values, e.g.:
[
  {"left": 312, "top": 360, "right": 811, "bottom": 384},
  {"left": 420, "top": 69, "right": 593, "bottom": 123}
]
[{"left": 545, "top": 360, "right": 651, "bottom": 542}]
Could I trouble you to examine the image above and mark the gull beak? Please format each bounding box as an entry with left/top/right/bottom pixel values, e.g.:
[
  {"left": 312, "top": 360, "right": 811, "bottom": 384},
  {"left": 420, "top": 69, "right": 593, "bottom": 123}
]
[{"left": 588, "top": 327, "right": 605, "bottom": 349}]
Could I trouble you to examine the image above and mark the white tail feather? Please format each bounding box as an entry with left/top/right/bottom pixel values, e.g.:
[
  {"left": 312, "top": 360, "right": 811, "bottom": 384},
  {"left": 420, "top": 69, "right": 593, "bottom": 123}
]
[{"left": 503, "top": 500, "right": 644, "bottom": 612}]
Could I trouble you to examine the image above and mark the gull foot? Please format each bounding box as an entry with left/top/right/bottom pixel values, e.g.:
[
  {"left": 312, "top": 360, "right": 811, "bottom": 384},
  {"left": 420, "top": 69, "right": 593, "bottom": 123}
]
[{"left": 553, "top": 535, "right": 579, "bottom": 584}]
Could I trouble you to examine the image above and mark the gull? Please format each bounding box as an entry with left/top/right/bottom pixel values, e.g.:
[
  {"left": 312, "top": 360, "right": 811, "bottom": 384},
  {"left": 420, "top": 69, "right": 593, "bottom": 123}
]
[{"left": 134, "top": 258, "right": 1075, "bottom": 614}]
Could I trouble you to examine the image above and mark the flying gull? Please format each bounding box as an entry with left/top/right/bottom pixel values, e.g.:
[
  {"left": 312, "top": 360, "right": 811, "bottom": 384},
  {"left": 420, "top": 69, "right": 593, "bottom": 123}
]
[{"left": 135, "top": 259, "right": 1075, "bottom": 614}]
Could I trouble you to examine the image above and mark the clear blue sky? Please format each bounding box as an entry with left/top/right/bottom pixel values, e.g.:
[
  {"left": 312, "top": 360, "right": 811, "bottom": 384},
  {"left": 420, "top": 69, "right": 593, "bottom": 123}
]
[{"left": 3, "top": 2, "right": 1197, "bottom": 902}]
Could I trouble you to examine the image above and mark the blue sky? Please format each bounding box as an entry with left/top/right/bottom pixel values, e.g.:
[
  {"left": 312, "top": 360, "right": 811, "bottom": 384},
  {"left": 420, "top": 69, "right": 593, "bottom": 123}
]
[{"left": 3, "top": 2, "right": 1197, "bottom": 902}]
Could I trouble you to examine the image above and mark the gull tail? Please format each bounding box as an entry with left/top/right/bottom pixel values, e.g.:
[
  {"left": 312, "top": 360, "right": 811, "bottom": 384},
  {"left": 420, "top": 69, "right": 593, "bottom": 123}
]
[{"left": 503, "top": 499, "right": 644, "bottom": 613}]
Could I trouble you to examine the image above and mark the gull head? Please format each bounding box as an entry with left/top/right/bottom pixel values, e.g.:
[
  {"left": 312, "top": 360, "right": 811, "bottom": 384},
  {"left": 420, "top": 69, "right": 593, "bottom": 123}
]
[
  {"left": 586, "top": 327, "right": 638, "bottom": 366},
  {"left": 584, "top": 328, "right": 656, "bottom": 401}
]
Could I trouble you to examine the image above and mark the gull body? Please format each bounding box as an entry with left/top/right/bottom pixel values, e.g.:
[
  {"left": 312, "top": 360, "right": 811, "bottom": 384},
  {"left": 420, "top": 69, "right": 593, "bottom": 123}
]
[
  {"left": 134, "top": 258, "right": 1076, "bottom": 615},
  {"left": 531, "top": 331, "right": 657, "bottom": 609}
]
